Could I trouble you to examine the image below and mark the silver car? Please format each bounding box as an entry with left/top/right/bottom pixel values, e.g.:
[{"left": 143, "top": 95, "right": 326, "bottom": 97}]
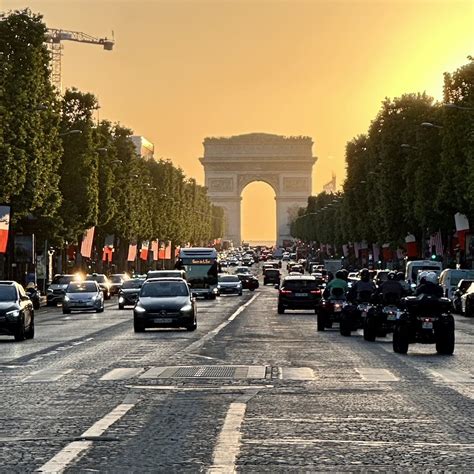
[
  {"left": 62, "top": 281, "right": 104, "bottom": 314},
  {"left": 217, "top": 274, "right": 243, "bottom": 296}
]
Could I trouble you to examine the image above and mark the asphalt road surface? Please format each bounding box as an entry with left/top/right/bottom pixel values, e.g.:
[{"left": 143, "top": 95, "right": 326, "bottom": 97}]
[{"left": 1, "top": 270, "right": 473, "bottom": 472}]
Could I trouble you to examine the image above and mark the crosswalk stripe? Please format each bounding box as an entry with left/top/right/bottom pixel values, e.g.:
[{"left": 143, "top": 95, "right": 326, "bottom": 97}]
[
  {"left": 100, "top": 368, "right": 144, "bottom": 381},
  {"left": 429, "top": 369, "right": 473, "bottom": 383},
  {"left": 22, "top": 368, "right": 72, "bottom": 383},
  {"left": 356, "top": 368, "right": 399, "bottom": 382}
]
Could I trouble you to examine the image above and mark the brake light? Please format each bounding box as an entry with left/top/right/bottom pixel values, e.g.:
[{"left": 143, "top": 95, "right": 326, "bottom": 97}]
[
  {"left": 310, "top": 289, "right": 321, "bottom": 294},
  {"left": 279, "top": 289, "right": 292, "bottom": 295}
]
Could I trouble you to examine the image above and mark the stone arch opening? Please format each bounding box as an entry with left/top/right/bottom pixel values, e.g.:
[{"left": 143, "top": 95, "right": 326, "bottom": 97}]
[
  {"left": 241, "top": 181, "right": 276, "bottom": 245},
  {"left": 200, "top": 133, "right": 316, "bottom": 246}
]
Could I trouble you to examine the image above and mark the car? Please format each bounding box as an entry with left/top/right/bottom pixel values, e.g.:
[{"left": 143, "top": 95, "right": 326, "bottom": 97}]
[
  {"left": 118, "top": 278, "right": 146, "bottom": 309},
  {"left": 133, "top": 278, "right": 197, "bottom": 332},
  {"left": 109, "top": 274, "right": 126, "bottom": 296},
  {"left": 290, "top": 264, "right": 304, "bottom": 274},
  {"left": 452, "top": 279, "right": 474, "bottom": 313},
  {"left": 439, "top": 269, "right": 474, "bottom": 299},
  {"left": 147, "top": 270, "right": 187, "bottom": 280},
  {"left": 0, "top": 281, "right": 35, "bottom": 341},
  {"left": 374, "top": 270, "right": 390, "bottom": 287},
  {"left": 263, "top": 268, "right": 281, "bottom": 286},
  {"left": 47, "top": 274, "right": 81, "bottom": 306},
  {"left": 62, "top": 281, "right": 104, "bottom": 314},
  {"left": 460, "top": 282, "right": 474, "bottom": 317},
  {"left": 234, "top": 266, "right": 251, "bottom": 275},
  {"left": 277, "top": 276, "right": 322, "bottom": 314},
  {"left": 87, "top": 274, "right": 111, "bottom": 300},
  {"left": 236, "top": 272, "right": 259, "bottom": 291},
  {"left": 217, "top": 274, "right": 243, "bottom": 296}
]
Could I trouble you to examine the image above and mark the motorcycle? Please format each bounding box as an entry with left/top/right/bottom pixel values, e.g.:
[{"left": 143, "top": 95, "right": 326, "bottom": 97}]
[
  {"left": 392, "top": 295, "right": 455, "bottom": 355},
  {"left": 317, "top": 287, "right": 346, "bottom": 331},
  {"left": 26, "top": 285, "right": 41, "bottom": 310}
]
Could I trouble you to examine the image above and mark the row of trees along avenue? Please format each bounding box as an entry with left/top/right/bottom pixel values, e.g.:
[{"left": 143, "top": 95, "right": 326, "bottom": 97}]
[
  {"left": 291, "top": 58, "right": 473, "bottom": 268},
  {"left": 0, "top": 10, "right": 225, "bottom": 283}
]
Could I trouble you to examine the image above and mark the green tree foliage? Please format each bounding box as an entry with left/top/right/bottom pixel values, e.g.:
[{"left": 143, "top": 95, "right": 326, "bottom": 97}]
[{"left": 0, "top": 9, "right": 62, "bottom": 231}]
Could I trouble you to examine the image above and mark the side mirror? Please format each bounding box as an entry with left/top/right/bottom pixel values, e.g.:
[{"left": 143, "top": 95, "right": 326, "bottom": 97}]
[{"left": 274, "top": 284, "right": 279, "bottom": 290}]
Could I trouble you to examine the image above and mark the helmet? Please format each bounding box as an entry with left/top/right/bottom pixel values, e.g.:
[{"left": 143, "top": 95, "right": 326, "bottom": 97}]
[
  {"left": 340, "top": 269, "right": 349, "bottom": 281},
  {"left": 387, "top": 271, "right": 396, "bottom": 281},
  {"left": 418, "top": 271, "right": 429, "bottom": 285},
  {"left": 335, "top": 270, "right": 345, "bottom": 280},
  {"left": 396, "top": 272, "right": 404, "bottom": 281},
  {"left": 360, "top": 268, "right": 370, "bottom": 281},
  {"left": 424, "top": 271, "right": 438, "bottom": 284}
]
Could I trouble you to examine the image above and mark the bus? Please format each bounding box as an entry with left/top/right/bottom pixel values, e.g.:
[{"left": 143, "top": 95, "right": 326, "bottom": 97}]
[{"left": 178, "top": 247, "right": 219, "bottom": 299}]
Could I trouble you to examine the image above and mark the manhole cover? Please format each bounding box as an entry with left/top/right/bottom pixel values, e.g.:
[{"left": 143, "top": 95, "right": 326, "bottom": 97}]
[{"left": 140, "top": 365, "right": 266, "bottom": 379}]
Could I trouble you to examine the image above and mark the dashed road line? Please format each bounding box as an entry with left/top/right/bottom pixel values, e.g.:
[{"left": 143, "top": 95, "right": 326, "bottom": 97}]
[
  {"left": 100, "top": 368, "right": 144, "bottom": 381},
  {"left": 356, "top": 367, "right": 399, "bottom": 382},
  {"left": 429, "top": 368, "right": 473, "bottom": 383},
  {"left": 38, "top": 402, "right": 136, "bottom": 473},
  {"left": 22, "top": 368, "right": 72, "bottom": 383}
]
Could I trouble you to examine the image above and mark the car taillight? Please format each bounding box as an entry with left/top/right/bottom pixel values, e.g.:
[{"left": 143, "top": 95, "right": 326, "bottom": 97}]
[
  {"left": 310, "top": 289, "right": 321, "bottom": 294},
  {"left": 280, "top": 289, "right": 292, "bottom": 295}
]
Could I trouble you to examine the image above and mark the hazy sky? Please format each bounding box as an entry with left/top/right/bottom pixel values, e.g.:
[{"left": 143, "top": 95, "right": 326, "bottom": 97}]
[{"left": 3, "top": 0, "right": 473, "bottom": 242}]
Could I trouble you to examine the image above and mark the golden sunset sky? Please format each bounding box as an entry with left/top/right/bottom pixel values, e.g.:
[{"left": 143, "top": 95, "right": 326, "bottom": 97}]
[{"left": 3, "top": 0, "right": 473, "bottom": 243}]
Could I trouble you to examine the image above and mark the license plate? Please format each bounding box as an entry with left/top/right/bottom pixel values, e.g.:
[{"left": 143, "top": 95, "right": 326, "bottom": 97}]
[
  {"left": 333, "top": 306, "right": 342, "bottom": 313},
  {"left": 295, "top": 293, "right": 308, "bottom": 297},
  {"left": 422, "top": 321, "right": 433, "bottom": 329},
  {"left": 154, "top": 318, "right": 173, "bottom": 323},
  {"left": 387, "top": 314, "right": 397, "bottom": 321}
]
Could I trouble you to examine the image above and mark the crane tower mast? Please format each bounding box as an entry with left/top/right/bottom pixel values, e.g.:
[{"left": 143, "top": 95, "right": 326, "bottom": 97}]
[{"left": 44, "top": 29, "right": 114, "bottom": 92}]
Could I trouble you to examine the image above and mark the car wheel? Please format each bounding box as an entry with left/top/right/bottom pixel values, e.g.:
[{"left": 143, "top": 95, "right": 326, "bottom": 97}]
[
  {"left": 118, "top": 303, "right": 124, "bottom": 310},
  {"left": 393, "top": 326, "right": 409, "bottom": 354},
  {"left": 238, "top": 291, "right": 243, "bottom": 296},
  {"left": 62, "top": 308, "right": 71, "bottom": 315},
  {"left": 96, "top": 307, "right": 104, "bottom": 313},
  {"left": 186, "top": 320, "right": 197, "bottom": 331},
  {"left": 14, "top": 320, "right": 26, "bottom": 342},
  {"left": 25, "top": 317, "right": 35, "bottom": 340},
  {"left": 465, "top": 300, "right": 473, "bottom": 318},
  {"left": 436, "top": 328, "right": 455, "bottom": 355},
  {"left": 277, "top": 304, "right": 285, "bottom": 314},
  {"left": 33, "top": 301, "right": 40, "bottom": 310},
  {"left": 363, "top": 318, "right": 376, "bottom": 342},
  {"left": 133, "top": 319, "right": 145, "bottom": 332},
  {"left": 250, "top": 288, "right": 255, "bottom": 292}
]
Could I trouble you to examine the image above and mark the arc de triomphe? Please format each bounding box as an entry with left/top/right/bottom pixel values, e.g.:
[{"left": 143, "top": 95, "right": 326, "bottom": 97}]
[{"left": 200, "top": 133, "right": 317, "bottom": 246}]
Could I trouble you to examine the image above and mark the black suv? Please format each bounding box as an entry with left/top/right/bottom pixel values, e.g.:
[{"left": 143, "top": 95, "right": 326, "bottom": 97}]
[
  {"left": 0, "top": 281, "right": 35, "bottom": 341},
  {"left": 277, "top": 276, "right": 322, "bottom": 314},
  {"left": 263, "top": 268, "right": 281, "bottom": 286}
]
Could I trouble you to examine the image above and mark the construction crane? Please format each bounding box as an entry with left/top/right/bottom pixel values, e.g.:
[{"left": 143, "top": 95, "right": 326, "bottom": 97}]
[{"left": 44, "top": 29, "right": 114, "bottom": 92}]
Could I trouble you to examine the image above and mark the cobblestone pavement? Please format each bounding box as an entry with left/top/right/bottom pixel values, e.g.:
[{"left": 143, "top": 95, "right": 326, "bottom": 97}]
[{"left": 0, "top": 270, "right": 473, "bottom": 472}]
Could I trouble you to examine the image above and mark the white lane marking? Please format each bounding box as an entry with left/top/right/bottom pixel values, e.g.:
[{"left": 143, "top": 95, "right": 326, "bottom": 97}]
[
  {"left": 209, "top": 402, "right": 247, "bottom": 472},
  {"left": 38, "top": 402, "right": 135, "bottom": 473},
  {"left": 126, "top": 385, "right": 272, "bottom": 391},
  {"left": 100, "top": 368, "right": 144, "bottom": 381},
  {"left": 280, "top": 367, "right": 316, "bottom": 380},
  {"left": 182, "top": 294, "right": 259, "bottom": 354},
  {"left": 22, "top": 368, "right": 72, "bottom": 383},
  {"left": 430, "top": 368, "right": 474, "bottom": 383},
  {"left": 356, "top": 368, "right": 399, "bottom": 382}
]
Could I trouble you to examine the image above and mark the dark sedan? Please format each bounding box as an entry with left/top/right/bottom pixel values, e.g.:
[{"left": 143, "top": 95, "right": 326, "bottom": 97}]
[
  {"left": 133, "top": 278, "right": 197, "bottom": 332},
  {"left": 118, "top": 278, "right": 145, "bottom": 309},
  {"left": 0, "top": 281, "right": 34, "bottom": 341},
  {"left": 277, "top": 275, "right": 322, "bottom": 314},
  {"left": 236, "top": 273, "right": 259, "bottom": 291}
]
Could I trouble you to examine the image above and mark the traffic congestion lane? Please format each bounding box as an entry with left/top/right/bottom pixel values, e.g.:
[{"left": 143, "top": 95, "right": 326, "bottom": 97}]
[{"left": 63, "top": 282, "right": 473, "bottom": 472}]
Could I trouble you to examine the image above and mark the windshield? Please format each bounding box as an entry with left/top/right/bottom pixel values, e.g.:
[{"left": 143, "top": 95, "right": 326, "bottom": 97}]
[
  {"left": 110, "top": 275, "right": 123, "bottom": 283},
  {"left": 451, "top": 271, "right": 474, "bottom": 287},
  {"left": 87, "top": 275, "right": 106, "bottom": 283},
  {"left": 0, "top": 286, "right": 17, "bottom": 301},
  {"left": 219, "top": 275, "right": 239, "bottom": 282},
  {"left": 184, "top": 263, "right": 218, "bottom": 286},
  {"left": 140, "top": 281, "right": 189, "bottom": 297},
  {"left": 52, "top": 275, "right": 75, "bottom": 285},
  {"left": 411, "top": 265, "right": 441, "bottom": 282},
  {"left": 235, "top": 267, "right": 249, "bottom": 273},
  {"left": 67, "top": 282, "right": 97, "bottom": 293},
  {"left": 148, "top": 271, "right": 182, "bottom": 278},
  {"left": 123, "top": 279, "right": 145, "bottom": 289}
]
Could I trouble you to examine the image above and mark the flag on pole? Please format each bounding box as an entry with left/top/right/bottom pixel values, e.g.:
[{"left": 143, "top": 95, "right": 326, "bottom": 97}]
[
  {"left": 429, "top": 231, "right": 443, "bottom": 255},
  {"left": 140, "top": 241, "right": 149, "bottom": 261},
  {"left": 80, "top": 227, "right": 95, "bottom": 258},
  {"left": 405, "top": 233, "right": 418, "bottom": 258},
  {"left": 127, "top": 243, "right": 137, "bottom": 262},
  {"left": 454, "top": 213, "right": 469, "bottom": 250},
  {"left": 151, "top": 240, "right": 159, "bottom": 261},
  {"left": 164, "top": 241, "right": 172, "bottom": 259},
  {"left": 0, "top": 205, "right": 11, "bottom": 254}
]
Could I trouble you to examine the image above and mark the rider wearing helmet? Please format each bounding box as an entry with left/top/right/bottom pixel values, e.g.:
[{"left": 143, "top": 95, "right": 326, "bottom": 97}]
[
  {"left": 378, "top": 271, "right": 404, "bottom": 303},
  {"left": 415, "top": 271, "right": 443, "bottom": 298},
  {"left": 349, "top": 268, "right": 377, "bottom": 302},
  {"left": 324, "top": 269, "right": 348, "bottom": 299}
]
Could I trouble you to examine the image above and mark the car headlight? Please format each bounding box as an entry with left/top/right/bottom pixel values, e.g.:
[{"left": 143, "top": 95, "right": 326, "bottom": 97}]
[
  {"left": 134, "top": 305, "right": 146, "bottom": 313},
  {"left": 217, "top": 285, "right": 222, "bottom": 289},
  {"left": 63, "top": 295, "right": 70, "bottom": 302},
  {"left": 119, "top": 296, "right": 124, "bottom": 303},
  {"left": 237, "top": 283, "right": 242, "bottom": 288},
  {"left": 180, "top": 304, "right": 193, "bottom": 313},
  {"left": 47, "top": 288, "right": 53, "bottom": 293},
  {"left": 6, "top": 309, "right": 20, "bottom": 319}
]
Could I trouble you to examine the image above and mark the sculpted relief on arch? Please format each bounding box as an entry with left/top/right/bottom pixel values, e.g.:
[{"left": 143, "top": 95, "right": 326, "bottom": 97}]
[{"left": 237, "top": 174, "right": 280, "bottom": 194}]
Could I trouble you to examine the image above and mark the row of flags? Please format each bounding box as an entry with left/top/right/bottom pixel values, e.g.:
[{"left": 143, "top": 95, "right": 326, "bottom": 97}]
[{"left": 79, "top": 227, "right": 172, "bottom": 262}]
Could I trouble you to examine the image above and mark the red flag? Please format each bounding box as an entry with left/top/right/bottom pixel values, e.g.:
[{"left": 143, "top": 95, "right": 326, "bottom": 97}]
[
  {"left": 102, "top": 246, "right": 113, "bottom": 262},
  {"left": 140, "top": 241, "right": 149, "bottom": 261},
  {"left": 80, "top": 227, "right": 95, "bottom": 258},
  {"left": 151, "top": 240, "right": 159, "bottom": 261},
  {"left": 127, "top": 244, "right": 137, "bottom": 262},
  {"left": 405, "top": 234, "right": 418, "bottom": 258},
  {"left": 0, "top": 206, "right": 11, "bottom": 254}
]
